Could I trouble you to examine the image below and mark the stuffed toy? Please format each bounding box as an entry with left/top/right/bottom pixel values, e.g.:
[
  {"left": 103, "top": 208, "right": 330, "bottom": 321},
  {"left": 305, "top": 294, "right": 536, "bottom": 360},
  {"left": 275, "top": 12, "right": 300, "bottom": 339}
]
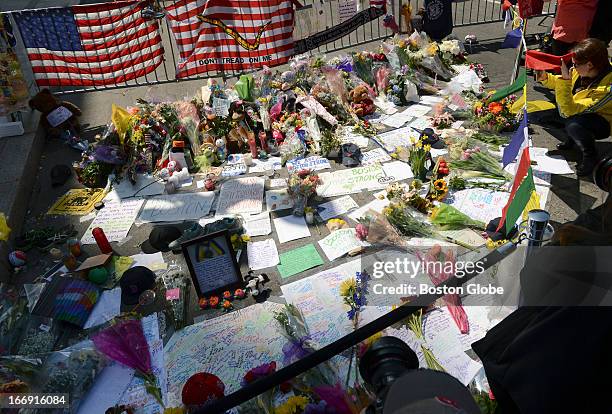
[
  {"left": 28, "top": 89, "right": 82, "bottom": 138},
  {"left": 349, "top": 84, "right": 375, "bottom": 117}
]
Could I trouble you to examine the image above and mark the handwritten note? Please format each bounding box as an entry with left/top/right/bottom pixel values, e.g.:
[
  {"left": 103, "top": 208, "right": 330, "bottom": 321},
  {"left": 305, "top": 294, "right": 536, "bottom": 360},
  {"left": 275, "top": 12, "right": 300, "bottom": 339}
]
[
  {"left": 221, "top": 162, "right": 247, "bottom": 177},
  {"left": 448, "top": 188, "right": 509, "bottom": 224},
  {"left": 266, "top": 188, "right": 294, "bottom": 211},
  {"left": 242, "top": 211, "right": 272, "bottom": 237},
  {"left": 318, "top": 228, "right": 367, "bottom": 261},
  {"left": 269, "top": 178, "right": 287, "bottom": 188},
  {"left": 361, "top": 148, "right": 392, "bottom": 165},
  {"left": 81, "top": 199, "right": 144, "bottom": 245},
  {"left": 164, "top": 303, "right": 287, "bottom": 406},
  {"left": 338, "top": 0, "right": 357, "bottom": 22},
  {"left": 382, "top": 111, "right": 413, "bottom": 128},
  {"left": 286, "top": 156, "right": 331, "bottom": 173},
  {"left": 47, "top": 106, "right": 73, "bottom": 127},
  {"left": 138, "top": 192, "right": 215, "bottom": 223},
  {"left": 112, "top": 174, "right": 165, "bottom": 199},
  {"left": 249, "top": 157, "right": 282, "bottom": 173},
  {"left": 216, "top": 176, "right": 264, "bottom": 216},
  {"left": 247, "top": 239, "right": 280, "bottom": 270},
  {"left": 374, "top": 126, "right": 415, "bottom": 151},
  {"left": 403, "top": 104, "right": 433, "bottom": 117},
  {"left": 409, "top": 116, "right": 432, "bottom": 130},
  {"left": 317, "top": 195, "right": 359, "bottom": 221},
  {"left": 382, "top": 160, "right": 414, "bottom": 181},
  {"left": 341, "top": 130, "right": 370, "bottom": 148},
  {"left": 317, "top": 164, "right": 388, "bottom": 197},
  {"left": 277, "top": 244, "right": 324, "bottom": 278},
  {"left": 212, "top": 97, "right": 230, "bottom": 116},
  {"left": 273, "top": 215, "right": 311, "bottom": 243}
]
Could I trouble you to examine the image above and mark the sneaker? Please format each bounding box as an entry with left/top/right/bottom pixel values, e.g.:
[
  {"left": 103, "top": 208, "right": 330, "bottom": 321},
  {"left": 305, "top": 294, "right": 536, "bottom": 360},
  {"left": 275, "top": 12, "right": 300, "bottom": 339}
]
[
  {"left": 204, "top": 217, "right": 241, "bottom": 235},
  {"left": 168, "top": 223, "right": 205, "bottom": 251}
]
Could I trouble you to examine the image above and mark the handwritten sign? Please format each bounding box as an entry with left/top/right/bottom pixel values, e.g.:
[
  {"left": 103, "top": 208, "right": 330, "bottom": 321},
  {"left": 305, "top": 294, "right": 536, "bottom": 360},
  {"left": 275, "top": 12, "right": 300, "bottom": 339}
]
[
  {"left": 265, "top": 188, "right": 294, "bottom": 211},
  {"left": 212, "top": 97, "right": 230, "bottom": 117},
  {"left": 221, "top": 162, "right": 247, "bottom": 177},
  {"left": 448, "top": 188, "right": 509, "bottom": 224},
  {"left": 318, "top": 228, "right": 367, "bottom": 261},
  {"left": 374, "top": 126, "right": 415, "bottom": 151},
  {"left": 341, "top": 131, "right": 370, "bottom": 148},
  {"left": 48, "top": 188, "right": 106, "bottom": 215},
  {"left": 216, "top": 176, "right": 264, "bottom": 215},
  {"left": 286, "top": 156, "right": 331, "bottom": 174},
  {"left": 316, "top": 195, "right": 359, "bottom": 221},
  {"left": 249, "top": 157, "right": 282, "bottom": 173},
  {"left": 361, "top": 148, "right": 392, "bottom": 166},
  {"left": 138, "top": 192, "right": 215, "bottom": 223},
  {"left": 317, "top": 164, "right": 390, "bottom": 197},
  {"left": 81, "top": 199, "right": 144, "bottom": 245},
  {"left": 338, "top": 0, "right": 357, "bottom": 22}
]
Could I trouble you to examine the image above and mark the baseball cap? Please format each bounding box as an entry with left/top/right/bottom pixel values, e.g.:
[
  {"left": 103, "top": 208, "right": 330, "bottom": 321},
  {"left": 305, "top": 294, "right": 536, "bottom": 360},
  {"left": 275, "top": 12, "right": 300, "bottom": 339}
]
[
  {"left": 50, "top": 165, "right": 72, "bottom": 187},
  {"left": 412, "top": 127, "right": 446, "bottom": 149},
  {"left": 342, "top": 143, "right": 362, "bottom": 167},
  {"left": 141, "top": 225, "right": 182, "bottom": 254},
  {"left": 120, "top": 266, "right": 156, "bottom": 305},
  {"left": 485, "top": 217, "right": 519, "bottom": 241}
]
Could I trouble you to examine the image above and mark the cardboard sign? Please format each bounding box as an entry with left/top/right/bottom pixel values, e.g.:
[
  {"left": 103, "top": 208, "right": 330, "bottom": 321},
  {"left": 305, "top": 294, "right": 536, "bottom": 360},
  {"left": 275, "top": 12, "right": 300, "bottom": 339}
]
[
  {"left": 216, "top": 176, "right": 265, "bottom": 215},
  {"left": 286, "top": 156, "right": 331, "bottom": 174},
  {"left": 48, "top": 188, "right": 106, "bottom": 215}
]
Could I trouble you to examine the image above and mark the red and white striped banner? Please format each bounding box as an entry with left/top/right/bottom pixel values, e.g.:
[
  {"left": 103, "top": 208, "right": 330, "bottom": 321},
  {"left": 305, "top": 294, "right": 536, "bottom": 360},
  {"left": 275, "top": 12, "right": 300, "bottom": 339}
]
[{"left": 165, "top": 0, "right": 295, "bottom": 78}]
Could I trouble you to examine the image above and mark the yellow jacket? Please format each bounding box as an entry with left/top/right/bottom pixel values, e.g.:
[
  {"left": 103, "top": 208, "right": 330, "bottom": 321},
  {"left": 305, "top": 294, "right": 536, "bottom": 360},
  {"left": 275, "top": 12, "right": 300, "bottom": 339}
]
[{"left": 542, "top": 69, "right": 612, "bottom": 135}]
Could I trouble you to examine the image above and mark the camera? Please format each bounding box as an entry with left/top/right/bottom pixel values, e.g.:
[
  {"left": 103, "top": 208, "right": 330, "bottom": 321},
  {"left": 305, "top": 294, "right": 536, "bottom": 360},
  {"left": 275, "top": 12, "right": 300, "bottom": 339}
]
[
  {"left": 593, "top": 153, "right": 612, "bottom": 193},
  {"left": 359, "top": 336, "right": 480, "bottom": 414}
]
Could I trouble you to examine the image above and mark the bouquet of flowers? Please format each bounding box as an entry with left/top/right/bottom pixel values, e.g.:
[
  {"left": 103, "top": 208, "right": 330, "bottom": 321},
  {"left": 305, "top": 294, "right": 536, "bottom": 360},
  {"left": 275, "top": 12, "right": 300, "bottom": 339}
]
[
  {"left": 438, "top": 39, "right": 466, "bottom": 66},
  {"left": 287, "top": 169, "right": 321, "bottom": 216},
  {"left": 386, "top": 182, "right": 433, "bottom": 214},
  {"left": 386, "top": 65, "right": 419, "bottom": 105},
  {"left": 430, "top": 203, "right": 485, "bottom": 230},
  {"left": 406, "top": 308, "right": 446, "bottom": 371},
  {"left": 473, "top": 95, "right": 518, "bottom": 132},
  {"left": 449, "top": 147, "right": 510, "bottom": 180},
  {"left": 407, "top": 136, "right": 433, "bottom": 181},
  {"left": 383, "top": 203, "right": 437, "bottom": 239},
  {"left": 352, "top": 52, "right": 374, "bottom": 86}
]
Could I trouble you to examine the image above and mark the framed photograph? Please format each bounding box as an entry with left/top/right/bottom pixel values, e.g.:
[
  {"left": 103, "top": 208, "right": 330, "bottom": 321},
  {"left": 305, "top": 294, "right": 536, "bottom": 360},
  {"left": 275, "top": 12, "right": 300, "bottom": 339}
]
[{"left": 181, "top": 230, "right": 243, "bottom": 298}]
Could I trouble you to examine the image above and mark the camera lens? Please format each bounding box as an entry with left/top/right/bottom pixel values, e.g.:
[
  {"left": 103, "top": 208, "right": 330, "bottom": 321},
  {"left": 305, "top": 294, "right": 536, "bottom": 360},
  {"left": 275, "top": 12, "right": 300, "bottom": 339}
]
[
  {"left": 359, "top": 336, "right": 419, "bottom": 395},
  {"left": 593, "top": 153, "right": 612, "bottom": 192}
]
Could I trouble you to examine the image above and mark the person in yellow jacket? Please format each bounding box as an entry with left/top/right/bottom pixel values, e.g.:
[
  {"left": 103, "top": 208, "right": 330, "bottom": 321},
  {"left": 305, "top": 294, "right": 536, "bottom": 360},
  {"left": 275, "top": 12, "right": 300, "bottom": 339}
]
[{"left": 536, "top": 38, "right": 612, "bottom": 176}]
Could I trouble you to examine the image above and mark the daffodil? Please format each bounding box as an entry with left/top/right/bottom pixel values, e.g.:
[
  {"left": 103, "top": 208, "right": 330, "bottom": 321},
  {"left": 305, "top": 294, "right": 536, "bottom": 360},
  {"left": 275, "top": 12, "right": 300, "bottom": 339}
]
[
  {"left": 423, "top": 144, "right": 431, "bottom": 152},
  {"left": 415, "top": 141, "right": 422, "bottom": 149}
]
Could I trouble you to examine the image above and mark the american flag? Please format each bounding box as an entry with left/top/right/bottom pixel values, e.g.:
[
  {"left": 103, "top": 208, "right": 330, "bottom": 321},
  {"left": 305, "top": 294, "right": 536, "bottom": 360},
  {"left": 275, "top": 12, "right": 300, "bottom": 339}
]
[
  {"left": 13, "top": 1, "right": 164, "bottom": 87},
  {"left": 165, "top": 0, "right": 294, "bottom": 78}
]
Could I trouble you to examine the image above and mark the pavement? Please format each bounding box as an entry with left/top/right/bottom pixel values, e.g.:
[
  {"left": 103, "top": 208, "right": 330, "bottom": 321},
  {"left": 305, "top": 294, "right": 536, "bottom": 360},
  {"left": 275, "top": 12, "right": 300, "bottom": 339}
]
[{"left": 2, "top": 17, "right": 610, "bottom": 308}]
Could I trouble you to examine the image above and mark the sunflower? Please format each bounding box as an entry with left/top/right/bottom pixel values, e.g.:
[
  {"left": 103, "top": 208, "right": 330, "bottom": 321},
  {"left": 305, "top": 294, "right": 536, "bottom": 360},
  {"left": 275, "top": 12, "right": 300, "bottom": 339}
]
[
  {"left": 339, "top": 278, "right": 357, "bottom": 297},
  {"left": 433, "top": 179, "right": 447, "bottom": 192}
]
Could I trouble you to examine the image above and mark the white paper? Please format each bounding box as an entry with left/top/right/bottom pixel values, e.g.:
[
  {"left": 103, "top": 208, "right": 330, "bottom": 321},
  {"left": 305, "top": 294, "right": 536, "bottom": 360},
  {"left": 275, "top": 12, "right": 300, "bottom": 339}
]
[
  {"left": 180, "top": 177, "right": 193, "bottom": 188},
  {"left": 529, "top": 147, "right": 573, "bottom": 175},
  {"left": 83, "top": 287, "right": 121, "bottom": 329},
  {"left": 113, "top": 174, "right": 164, "bottom": 198},
  {"left": 409, "top": 116, "right": 432, "bottom": 130},
  {"left": 221, "top": 162, "right": 247, "bottom": 177},
  {"left": 361, "top": 148, "right": 392, "bottom": 165},
  {"left": 317, "top": 195, "right": 359, "bottom": 221},
  {"left": 273, "top": 215, "right": 311, "bottom": 243},
  {"left": 248, "top": 157, "right": 282, "bottom": 173},
  {"left": 269, "top": 178, "right": 287, "bottom": 188},
  {"left": 338, "top": 0, "right": 357, "bottom": 22},
  {"left": 242, "top": 211, "right": 272, "bottom": 237},
  {"left": 77, "top": 363, "right": 135, "bottom": 414},
  {"left": 286, "top": 156, "right": 331, "bottom": 173},
  {"left": 451, "top": 120, "right": 464, "bottom": 129},
  {"left": 317, "top": 164, "right": 389, "bottom": 197},
  {"left": 81, "top": 199, "right": 144, "bottom": 245},
  {"left": 419, "top": 96, "right": 444, "bottom": 105},
  {"left": 382, "top": 160, "right": 414, "bottom": 181},
  {"left": 341, "top": 131, "right": 370, "bottom": 148},
  {"left": 403, "top": 104, "right": 433, "bottom": 117},
  {"left": 216, "top": 176, "right": 265, "bottom": 215},
  {"left": 138, "top": 192, "right": 215, "bottom": 223},
  {"left": 196, "top": 180, "right": 205, "bottom": 189},
  {"left": 47, "top": 106, "right": 73, "bottom": 128},
  {"left": 374, "top": 96, "right": 398, "bottom": 114},
  {"left": 266, "top": 188, "right": 294, "bottom": 211},
  {"left": 374, "top": 126, "right": 415, "bottom": 151},
  {"left": 382, "top": 111, "right": 413, "bottom": 128},
  {"left": 318, "top": 228, "right": 366, "bottom": 261},
  {"left": 247, "top": 239, "right": 280, "bottom": 270},
  {"left": 347, "top": 197, "right": 390, "bottom": 222},
  {"left": 130, "top": 252, "right": 167, "bottom": 271},
  {"left": 212, "top": 97, "right": 230, "bottom": 116}
]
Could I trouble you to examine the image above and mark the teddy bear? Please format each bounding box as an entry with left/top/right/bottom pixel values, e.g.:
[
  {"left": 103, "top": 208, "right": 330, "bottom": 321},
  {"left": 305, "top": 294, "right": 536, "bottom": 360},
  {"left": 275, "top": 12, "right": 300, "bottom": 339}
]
[
  {"left": 348, "top": 84, "right": 375, "bottom": 117},
  {"left": 28, "top": 89, "right": 82, "bottom": 139}
]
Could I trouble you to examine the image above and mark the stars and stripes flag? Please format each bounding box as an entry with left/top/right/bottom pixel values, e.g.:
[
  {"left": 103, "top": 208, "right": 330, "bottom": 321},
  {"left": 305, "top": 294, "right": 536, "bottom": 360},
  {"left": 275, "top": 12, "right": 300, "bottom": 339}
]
[
  {"left": 12, "top": 1, "right": 164, "bottom": 87},
  {"left": 165, "top": 0, "right": 295, "bottom": 78}
]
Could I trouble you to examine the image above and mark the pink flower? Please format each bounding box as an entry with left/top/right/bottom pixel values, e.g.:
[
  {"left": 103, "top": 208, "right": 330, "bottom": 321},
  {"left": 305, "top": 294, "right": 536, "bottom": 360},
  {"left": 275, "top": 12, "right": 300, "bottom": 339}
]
[
  {"left": 355, "top": 223, "right": 369, "bottom": 241},
  {"left": 461, "top": 152, "right": 470, "bottom": 160}
]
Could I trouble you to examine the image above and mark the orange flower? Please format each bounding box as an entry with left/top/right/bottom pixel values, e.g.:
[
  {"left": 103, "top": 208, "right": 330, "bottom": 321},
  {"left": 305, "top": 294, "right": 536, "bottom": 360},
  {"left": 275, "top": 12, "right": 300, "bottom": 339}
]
[{"left": 488, "top": 102, "right": 504, "bottom": 115}]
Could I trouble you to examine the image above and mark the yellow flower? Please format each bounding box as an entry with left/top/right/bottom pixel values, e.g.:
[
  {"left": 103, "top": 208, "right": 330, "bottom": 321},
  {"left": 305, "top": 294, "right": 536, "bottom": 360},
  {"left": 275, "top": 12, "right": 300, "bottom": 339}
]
[
  {"left": 164, "top": 408, "right": 185, "bottom": 414},
  {"left": 426, "top": 43, "right": 439, "bottom": 56},
  {"left": 241, "top": 234, "right": 250, "bottom": 242},
  {"left": 430, "top": 206, "right": 440, "bottom": 220},
  {"left": 414, "top": 141, "right": 422, "bottom": 149},
  {"left": 340, "top": 278, "right": 356, "bottom": 297},
  {"left": 363, "top": 332, "right": 382, "bottom": 348},
  {"left": 398, "top": 39, "right": 407, "bottom": 49},
  {"left": 383, "top": 206, "right": 393, "bottom": 216},
  {"left": 433, "top": 179, "right": 447, "bottom": 192},
  {"left": 423, "top": 144, "right": 431, "bottom": 152},
  {"left": 329, "top": 218, "right": 346, "bottom": 227},
  {"left": 275, "top": 396, "right": 309, "bottom": 414}
]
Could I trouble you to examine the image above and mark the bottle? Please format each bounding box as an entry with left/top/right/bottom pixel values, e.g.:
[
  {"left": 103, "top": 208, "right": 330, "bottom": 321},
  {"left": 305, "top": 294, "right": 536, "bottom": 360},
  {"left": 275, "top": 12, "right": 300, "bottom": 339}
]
[
  {"left": 247, "top": 132, "right": 258, "bottom": 159},
  {"left": 92, "top": 227, "right": 113, "bottom": 254}
]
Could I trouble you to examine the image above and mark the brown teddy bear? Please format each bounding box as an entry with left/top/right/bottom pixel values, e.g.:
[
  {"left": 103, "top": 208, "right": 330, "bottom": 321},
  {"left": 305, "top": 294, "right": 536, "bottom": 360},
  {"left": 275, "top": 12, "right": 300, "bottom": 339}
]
[
  {"left": 349, "top": 84, "right": 375, "bottom": 117},
  {"left": 28, "top": 89, "right": 82, "bottom": 138}
]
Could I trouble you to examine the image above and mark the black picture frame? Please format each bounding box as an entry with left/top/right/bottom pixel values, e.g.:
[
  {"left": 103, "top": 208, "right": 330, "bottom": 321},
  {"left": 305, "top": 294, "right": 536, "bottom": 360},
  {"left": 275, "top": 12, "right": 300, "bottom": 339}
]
[{"left": 180, "top": 230, "right": 243, "bottom": 298}]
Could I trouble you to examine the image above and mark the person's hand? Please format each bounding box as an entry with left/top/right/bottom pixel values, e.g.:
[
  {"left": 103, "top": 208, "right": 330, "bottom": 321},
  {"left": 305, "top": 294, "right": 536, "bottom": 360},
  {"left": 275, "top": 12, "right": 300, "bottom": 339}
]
[
  {"left": 560, "top": 59, "right": 572, "bottom": 80},
  {"left": 535, "top": 70, "right": 547, "bottom": 82}
]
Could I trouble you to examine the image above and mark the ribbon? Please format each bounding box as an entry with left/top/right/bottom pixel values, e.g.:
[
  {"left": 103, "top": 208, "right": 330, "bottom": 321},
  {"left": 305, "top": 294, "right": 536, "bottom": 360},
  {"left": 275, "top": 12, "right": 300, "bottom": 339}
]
[{"left": 282, "top": 335, "right": 312, "bottom": 365}]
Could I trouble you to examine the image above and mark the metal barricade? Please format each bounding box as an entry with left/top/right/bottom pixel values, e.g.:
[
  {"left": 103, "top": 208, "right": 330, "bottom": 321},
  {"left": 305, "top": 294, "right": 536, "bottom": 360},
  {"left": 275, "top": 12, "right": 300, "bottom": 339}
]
[{"left": 2, "top": 0, "right": 557, "bottom": 95}]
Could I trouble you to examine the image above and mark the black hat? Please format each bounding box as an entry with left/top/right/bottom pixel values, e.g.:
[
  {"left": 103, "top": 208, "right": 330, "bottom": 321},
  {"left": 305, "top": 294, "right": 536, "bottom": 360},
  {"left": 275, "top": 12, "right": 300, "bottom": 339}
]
[
  {"left": 485, "top": 217, "right": 519, "bottom": 241},
  {"left": 50, "top": 165, "right": 72, "bottom": 187},
  {"left": 141, "top": 225, "right": 182, "bottom": 254},
  {"left": 342, "top": 143, "right": 362, "bottom": 167},
  {"left": 420, "top": 128, "right": 446, "bottom": 149},
  {"left": 120, "top": 266, "right": 156, "bottom": 305}
]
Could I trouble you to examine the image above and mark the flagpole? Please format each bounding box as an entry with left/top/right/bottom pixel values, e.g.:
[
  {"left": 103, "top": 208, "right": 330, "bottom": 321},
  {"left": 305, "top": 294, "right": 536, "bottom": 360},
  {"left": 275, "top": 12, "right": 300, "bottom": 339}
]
[{"left": 510, "top": 17, "right": 528, "bottom": 83}]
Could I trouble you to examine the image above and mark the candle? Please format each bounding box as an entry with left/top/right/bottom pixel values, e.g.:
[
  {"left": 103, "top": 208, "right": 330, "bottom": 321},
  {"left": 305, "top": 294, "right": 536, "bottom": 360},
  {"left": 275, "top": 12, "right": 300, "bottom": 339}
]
[
  {"left": 258, "top": 131, "right": 269, "bottom": 152},
  {"left": 247, "top": 132, "right": 258, "bottom": 158},
  {"left": 67, "top": 238, "right": 81, "bottom": 257},
  {"left": 92, "top": 227, "right": 113, "bottom": 254}
]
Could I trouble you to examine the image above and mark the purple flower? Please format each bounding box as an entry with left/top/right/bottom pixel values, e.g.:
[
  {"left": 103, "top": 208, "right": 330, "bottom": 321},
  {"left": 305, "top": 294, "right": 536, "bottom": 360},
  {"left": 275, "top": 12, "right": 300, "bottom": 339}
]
[
  {"left": 304, "top": 401, "right": 330, "bottom": 414},
  {"left": 347, "top": 308, "right": 357, "bottom": 320}
]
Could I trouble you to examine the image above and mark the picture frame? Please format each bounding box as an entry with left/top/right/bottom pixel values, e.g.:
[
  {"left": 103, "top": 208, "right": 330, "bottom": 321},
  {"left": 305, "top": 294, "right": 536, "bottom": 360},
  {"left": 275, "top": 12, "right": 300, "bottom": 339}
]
[{"left": 180, "top": 230, "right": 243, "bottom": 298}]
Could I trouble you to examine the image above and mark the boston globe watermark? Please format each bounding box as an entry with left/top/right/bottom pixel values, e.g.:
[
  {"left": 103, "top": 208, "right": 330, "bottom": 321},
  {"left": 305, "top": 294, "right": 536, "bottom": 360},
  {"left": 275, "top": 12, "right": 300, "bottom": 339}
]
[{"left": 362, "top": 247, "right": 506, "bottom": 307}]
